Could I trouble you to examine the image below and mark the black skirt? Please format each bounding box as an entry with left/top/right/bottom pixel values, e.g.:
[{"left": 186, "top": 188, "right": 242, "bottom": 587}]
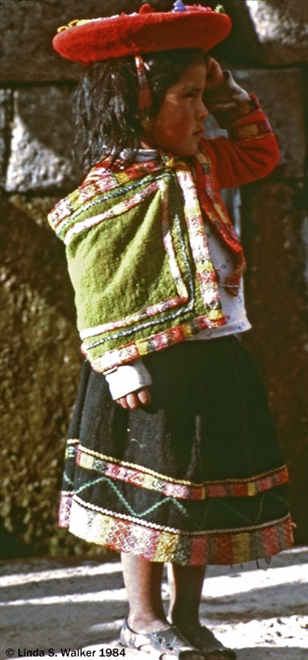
[{"left": 59, "top": 336, "right": 293, "bottom": 565}]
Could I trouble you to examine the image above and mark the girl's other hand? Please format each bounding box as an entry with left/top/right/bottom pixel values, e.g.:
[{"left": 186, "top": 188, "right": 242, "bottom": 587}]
[
  {"left": 116, "top": 387, "right": 151, "bottom": 409},
  {"left": 204, "top": 56, "right": 224, "bottom": 90}
]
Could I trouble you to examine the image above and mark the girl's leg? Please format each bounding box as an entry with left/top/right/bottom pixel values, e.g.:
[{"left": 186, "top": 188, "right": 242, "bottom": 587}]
[
  {"left": 121, "top": 553, "right": 169, "bottom": 633},
  {"left": 168, "top": 563, "right": 236, "bottom": 659},
  {"left": 167, "top": 564, "right": 206, "bottom": 631}
]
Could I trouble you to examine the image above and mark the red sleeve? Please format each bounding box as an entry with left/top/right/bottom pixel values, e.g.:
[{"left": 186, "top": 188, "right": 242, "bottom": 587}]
[{"left": 200, "top": 95, "right": 280, "bottom": 190}]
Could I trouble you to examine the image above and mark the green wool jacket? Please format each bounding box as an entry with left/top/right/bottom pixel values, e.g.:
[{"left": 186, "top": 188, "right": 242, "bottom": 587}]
[{"left": 48, "top": 96, "right": 279, "bottom": 373}]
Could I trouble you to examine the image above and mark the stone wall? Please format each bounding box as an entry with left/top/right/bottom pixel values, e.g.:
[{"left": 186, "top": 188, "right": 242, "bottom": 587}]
[{"left": 0, "top": 0, "right": 307, "bottom": 558}]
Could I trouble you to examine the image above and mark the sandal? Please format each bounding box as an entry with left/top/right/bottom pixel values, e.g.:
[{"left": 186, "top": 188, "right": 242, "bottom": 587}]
[
  {"left": 176, "top": 624, "right": 236, "bottom": 660},
  {"left": 119, "top": 618, "right": 205, "bottom": 658}
]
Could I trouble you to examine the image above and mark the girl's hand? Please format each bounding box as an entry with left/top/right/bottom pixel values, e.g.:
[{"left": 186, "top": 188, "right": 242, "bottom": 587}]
[
  {"left": 204, "top": 56, "right": 224, "bottom": 90},
  {"left": 116, "top": 387, "right": 151, "bottom": 409}
]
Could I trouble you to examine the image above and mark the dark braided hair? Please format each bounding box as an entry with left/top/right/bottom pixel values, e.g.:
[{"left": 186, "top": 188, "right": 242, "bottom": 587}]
[{"left": 73, "top": 48, "right": 205, "bottom": 174}]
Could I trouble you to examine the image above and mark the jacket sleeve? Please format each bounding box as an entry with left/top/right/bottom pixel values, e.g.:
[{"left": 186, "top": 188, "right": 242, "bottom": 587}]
[{"left": 201, "top": 94, "right": 280, "bottom": 190}]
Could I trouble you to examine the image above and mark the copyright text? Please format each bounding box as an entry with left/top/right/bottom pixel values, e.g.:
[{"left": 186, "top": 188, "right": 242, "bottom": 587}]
[{"left": 5, "top": 650, "right": 126, "bottom": 658}]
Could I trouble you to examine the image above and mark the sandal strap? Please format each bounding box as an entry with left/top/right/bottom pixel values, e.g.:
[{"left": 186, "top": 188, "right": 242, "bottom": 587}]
[
  {"left": 120, "top": 618, "right": 203, "bottom": 657},
  {"left": 177, "top": 624, "right": 236, "bottom": 659}
]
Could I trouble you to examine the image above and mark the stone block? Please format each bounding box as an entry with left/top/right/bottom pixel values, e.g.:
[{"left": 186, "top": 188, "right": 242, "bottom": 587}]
[
  {"left": 5, "top": 85, "right": 78, "bottom": 193},
  {"left": 233, "top": 68, "right": 306, "bottom": 179},
  {"left": 0, "top": 0, "right": 171, "bottom": 82},
  {"left": 4, "top": 70, "right": 305, "bottom": 192},
  {"left": 241, "top": 179, "right": 308, "bottom": 542},
  {"left": 0, "top": 90, "right": 13, "bottom": 188},
  {"left": 1, "top": 0, "right": 307, "bottom": 79},
  {"left": 246, "top": 0, "right": 308, "bottom": 65},
  {"left": 0, "top": 195, "right": 86, "bottom": 556},
  {"left": 213, "top": 0, "right": 308, "bottom": 66},
  {"left": 213, "top": 0, "right": 265, "bottom": 67}
]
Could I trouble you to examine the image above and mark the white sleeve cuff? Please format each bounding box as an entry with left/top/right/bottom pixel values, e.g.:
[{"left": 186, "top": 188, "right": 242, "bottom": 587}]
[{"left": 105, "top": 359, "right": 153, "bottom": 400}]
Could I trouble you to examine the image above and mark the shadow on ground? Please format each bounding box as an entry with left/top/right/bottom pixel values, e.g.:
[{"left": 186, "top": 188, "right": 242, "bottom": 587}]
[{"left": 0, "top": 547, "right": 307, "bottom": 659}]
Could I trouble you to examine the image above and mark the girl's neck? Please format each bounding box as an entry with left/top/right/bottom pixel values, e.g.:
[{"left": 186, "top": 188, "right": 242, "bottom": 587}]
[{"left": 140, "top": 139, "right": 155, "bottom": 150}]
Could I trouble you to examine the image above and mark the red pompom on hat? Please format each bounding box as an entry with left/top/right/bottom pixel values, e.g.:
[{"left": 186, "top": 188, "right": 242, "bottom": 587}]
[{"left": 53, "top": 2, "right": 232, "bottom": 65}]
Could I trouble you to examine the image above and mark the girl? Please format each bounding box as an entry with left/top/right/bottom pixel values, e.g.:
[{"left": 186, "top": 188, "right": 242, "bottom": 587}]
[{"left": 49, "top": 3, "right": 293, "bottom": 659}]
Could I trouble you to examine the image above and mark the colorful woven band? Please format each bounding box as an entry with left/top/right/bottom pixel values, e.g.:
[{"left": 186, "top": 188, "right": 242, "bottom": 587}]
[{"left": 135, "top": 55, "right": 152, "bottom": 112}]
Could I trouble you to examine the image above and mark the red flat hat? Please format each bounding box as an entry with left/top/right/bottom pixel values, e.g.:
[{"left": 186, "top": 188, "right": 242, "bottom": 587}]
[{"left": 53, "top": 2, "right": 232, "bottom": 65}]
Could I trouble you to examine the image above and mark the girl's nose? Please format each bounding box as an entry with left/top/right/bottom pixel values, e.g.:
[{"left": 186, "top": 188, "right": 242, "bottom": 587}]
[{"left": 196, "top": 99, "right": 209, "bottom": 120}]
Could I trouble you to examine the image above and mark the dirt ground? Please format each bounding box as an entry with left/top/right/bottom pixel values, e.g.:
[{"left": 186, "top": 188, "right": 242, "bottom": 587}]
[{"left": 0, "top": 546, "right": 307, "bottom": 660}]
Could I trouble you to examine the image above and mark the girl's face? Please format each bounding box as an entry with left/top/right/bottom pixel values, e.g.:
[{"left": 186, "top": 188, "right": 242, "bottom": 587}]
[{"left": 149, "top": 60, "right": 209, "bottom": 157}]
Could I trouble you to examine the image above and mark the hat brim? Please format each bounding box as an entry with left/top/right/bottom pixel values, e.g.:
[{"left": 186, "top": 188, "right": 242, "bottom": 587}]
[{"left": 53, "top": 10, "right": 232, "bottom": 65}]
